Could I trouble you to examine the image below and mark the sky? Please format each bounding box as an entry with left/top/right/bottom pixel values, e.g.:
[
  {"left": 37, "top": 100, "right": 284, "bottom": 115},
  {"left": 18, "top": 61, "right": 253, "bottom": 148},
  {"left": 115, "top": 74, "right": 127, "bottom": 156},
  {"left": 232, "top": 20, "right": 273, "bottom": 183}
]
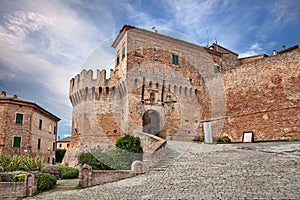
[{"left": 0, "top": 0, "right": 299, "bottom": 139}]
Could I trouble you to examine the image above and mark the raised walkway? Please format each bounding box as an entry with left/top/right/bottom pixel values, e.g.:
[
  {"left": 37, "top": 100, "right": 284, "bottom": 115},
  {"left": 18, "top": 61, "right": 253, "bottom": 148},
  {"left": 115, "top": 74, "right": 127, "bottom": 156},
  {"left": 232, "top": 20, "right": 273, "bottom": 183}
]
[{"left": 26, "top": 140, "right": 300, "bottom": 199}]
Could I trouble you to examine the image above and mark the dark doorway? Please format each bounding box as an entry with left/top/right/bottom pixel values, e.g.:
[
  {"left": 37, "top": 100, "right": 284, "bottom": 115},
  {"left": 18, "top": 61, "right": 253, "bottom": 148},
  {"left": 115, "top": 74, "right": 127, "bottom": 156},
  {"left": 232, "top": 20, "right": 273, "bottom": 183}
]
[{"left": 142, "top": 110, "right": 161, "bottom": 136}]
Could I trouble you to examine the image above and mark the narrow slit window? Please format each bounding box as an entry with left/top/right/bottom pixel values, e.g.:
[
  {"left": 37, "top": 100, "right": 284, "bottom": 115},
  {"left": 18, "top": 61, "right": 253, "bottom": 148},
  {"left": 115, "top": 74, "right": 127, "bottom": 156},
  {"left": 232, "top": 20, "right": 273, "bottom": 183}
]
[{"left": 172, "top": 54, "right": 179, "bottom": 65}]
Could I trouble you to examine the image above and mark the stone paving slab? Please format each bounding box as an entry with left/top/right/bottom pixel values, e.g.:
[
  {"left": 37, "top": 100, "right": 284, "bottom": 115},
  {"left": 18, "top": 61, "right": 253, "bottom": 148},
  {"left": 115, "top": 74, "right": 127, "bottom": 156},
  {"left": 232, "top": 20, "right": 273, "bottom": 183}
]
[{"left": 26, "top": 141, "right": 300, "bottom": 200}]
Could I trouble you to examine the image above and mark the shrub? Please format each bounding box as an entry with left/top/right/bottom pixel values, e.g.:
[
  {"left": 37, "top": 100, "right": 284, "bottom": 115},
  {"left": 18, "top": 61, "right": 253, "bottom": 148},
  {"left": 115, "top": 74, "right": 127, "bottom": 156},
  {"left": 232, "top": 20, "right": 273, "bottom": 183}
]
[
  {"left": 13, "top": 173, "right": 26, "bottom": 182},
  {"left": 112, "top": 134, "right": 143, "bottom": 170},
  {"left": 56, "top": 148, "right": 66, "bottom": 163},
  {"left": 0, "top": 154, "right": 44, "bottom": 172},
  {"left": 0, "top": 154, "right": 20, "bottom": 171},
  {"left": 218, "top": 136, "right": 231, "bottom": 143},
  {"left": 37, "top": 172, "right": 57, "bottom": 192},
  {"left": 0, "top": 171, "right": 26, "bottom": 182},
  {"left": 59, "top": 165, "right": 79, "bottom": 179},
  {"left": 78, "top": 152, "right": 112, "bottom": 170},
  {"left": 115, "top": 134, "right": 143, "bottom": 153},
  {"left": 20, "top": 156, "right": 44, "bottom": 171}
]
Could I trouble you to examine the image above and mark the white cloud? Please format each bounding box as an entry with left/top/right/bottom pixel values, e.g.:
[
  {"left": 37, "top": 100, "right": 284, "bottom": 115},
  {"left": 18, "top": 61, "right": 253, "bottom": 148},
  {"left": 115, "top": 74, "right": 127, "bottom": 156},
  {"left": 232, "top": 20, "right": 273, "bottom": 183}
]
[{"left": 0, "top": 0, "right": 116, "bottom": 136}]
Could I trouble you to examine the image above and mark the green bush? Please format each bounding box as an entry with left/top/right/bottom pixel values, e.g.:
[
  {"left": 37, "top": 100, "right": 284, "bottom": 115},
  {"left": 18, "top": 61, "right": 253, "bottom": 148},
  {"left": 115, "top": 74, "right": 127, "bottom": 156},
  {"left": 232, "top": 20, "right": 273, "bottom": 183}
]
[
  {"left": 56, "top": 148, "right": 66, "bottom": 163},
  {"left": 59, "top": 165, "right": 79, "bottom": 179},
  {"left": 78, "top": 134, "right": 143, "bottom": 170},
  {"left": 13, "top": 173, "right": 26, "bottom": 182},
  {"left": 37, "top": 172, "right": 57, "bottom": 192},
  {"left": 0, "top": 171, "right": 26, "bottom": 182},
  {"left": 115, "top": 134, "right": 143, "bottom": 153},
  {"left": 112, "top": 134, "right": 143, "bottom": 170},
  {"left": 78, "top": 152, "right": 112, "bottom": 170},
  {"left": 0, "top": 154, "right": 21, "bottom": 171},
  {"left": 20, "top": 156, "right": 44, "bottom": 171},
  {"left": 0, "top": 154, "right": 44, "bottom": 172}
]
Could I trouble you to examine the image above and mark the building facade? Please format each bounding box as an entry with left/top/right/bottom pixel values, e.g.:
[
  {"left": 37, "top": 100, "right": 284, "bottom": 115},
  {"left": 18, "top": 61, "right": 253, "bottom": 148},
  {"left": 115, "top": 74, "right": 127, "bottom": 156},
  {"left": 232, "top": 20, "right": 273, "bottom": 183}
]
[
  {"left": 57, "top": 136, "right": 71, "bottom": 150},
  {"left": 0, "top": 91, "right": 60, "bottom": 164},
  {"left": 64, "top": 25, "right": 300, "bottom": 166}
]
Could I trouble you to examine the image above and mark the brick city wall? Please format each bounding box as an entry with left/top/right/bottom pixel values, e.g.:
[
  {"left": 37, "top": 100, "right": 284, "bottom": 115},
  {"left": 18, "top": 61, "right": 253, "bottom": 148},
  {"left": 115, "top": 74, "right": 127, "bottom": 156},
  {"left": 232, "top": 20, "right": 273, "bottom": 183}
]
[{"left": 203, "top": 47, "right": 300, "bottom": 141}]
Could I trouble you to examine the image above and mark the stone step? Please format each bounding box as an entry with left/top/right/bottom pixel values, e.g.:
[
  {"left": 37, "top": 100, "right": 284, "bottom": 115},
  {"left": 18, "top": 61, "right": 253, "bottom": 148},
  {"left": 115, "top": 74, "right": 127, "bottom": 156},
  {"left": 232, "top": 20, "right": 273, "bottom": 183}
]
[{"left": 152, "top": 141, "right": 192, "bottom": 171}]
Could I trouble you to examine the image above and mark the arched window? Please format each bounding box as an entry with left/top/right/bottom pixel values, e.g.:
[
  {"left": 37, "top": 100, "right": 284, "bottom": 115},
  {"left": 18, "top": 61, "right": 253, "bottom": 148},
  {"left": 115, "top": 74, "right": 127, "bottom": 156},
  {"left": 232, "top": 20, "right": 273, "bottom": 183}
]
[
  {"left": 106, "top": 87, "right": 109, "bottom": 96},
  {"left": 99, "top": 87, "right": 102, "bottom": 96}
]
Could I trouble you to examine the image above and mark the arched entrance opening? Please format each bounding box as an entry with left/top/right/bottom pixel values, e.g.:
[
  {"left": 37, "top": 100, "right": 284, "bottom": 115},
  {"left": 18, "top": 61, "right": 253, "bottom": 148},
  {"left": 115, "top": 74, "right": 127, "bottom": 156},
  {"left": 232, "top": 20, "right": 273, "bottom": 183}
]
[{"left": 142, "top": 110, "right": 161, "bottom": 137}]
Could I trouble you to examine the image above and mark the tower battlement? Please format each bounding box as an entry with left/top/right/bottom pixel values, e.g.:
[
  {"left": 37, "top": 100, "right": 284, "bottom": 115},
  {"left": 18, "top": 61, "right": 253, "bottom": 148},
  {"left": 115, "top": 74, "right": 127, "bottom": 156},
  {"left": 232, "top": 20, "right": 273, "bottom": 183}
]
[{"left": 69, "top": 69, "right": 120, "bottom": 106}]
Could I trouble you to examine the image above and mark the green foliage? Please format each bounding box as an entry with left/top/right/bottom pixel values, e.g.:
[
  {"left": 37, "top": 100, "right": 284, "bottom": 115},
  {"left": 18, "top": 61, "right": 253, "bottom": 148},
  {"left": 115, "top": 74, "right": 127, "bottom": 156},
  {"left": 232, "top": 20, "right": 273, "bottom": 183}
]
[
  {"left": 78, "top": 134, "right": 143, "bottom": 170},
  {"left": 59, "top": 165, "right": 79, "bottom": 179},
  {"left": 0, "top": 154, "right": 44, "bottom": 172},
  {"left": 112, "top": 134, "right": 143, "bottom": 170},
  {"left": 0, "top": 154, "right": 21, "bottom": 171},
  {"left": 218, "top": 136, "right": 231, "bottom": 143},
  {"left": 0, "top": 171, "right": 26, "bottom": 182},
  {"left": 111, "top": 148, "right": 142, "bottom": 170},
  {"left": 115, "top": 134, "right": 143, "bottom": 153},
  {"left": 37, "top": 172, "right": 57, "bottom": 192},
  {"left": 13, "top": 173, "right": 26, "bottom": 182},
  {"left": 56, "top": 148, "right": 66, "bottom": 163},
  {"left": 20, "top": 156, "right": 44, "bottom": 171},
  {"left": 78, "top": 152, "right": 112, "bottom": 170},
  {"left": 0, "top": 154, "right": 11, "bottom": 171}
]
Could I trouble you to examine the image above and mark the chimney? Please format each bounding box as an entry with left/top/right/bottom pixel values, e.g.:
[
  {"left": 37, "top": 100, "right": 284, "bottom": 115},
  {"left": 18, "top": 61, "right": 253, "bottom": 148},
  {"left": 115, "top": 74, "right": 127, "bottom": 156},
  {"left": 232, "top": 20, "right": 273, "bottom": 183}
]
[
  {"left": 273, "top": 50, "right": 278, "bottom": 55},
  {"left": 58, "top": 136, "right": 61, "bottom": 141},
  {"left": 282, "top": 45, "right": 286, "bottom": 50},
  {"left": 12, "top": 95, "right": 18, "bottom": 99},
  {"left": 0, "top": 91, "right": 6, "bottom": 97},
  {"left": 151, "top": 27, "right": 158, "bottom": 33}
]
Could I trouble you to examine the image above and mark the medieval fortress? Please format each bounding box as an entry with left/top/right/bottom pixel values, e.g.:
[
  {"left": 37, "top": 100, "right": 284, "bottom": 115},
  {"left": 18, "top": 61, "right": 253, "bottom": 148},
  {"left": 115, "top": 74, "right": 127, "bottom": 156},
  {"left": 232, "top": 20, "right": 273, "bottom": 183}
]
[{"left": 64, "top": 25, "right": 300, "bottom": 166}]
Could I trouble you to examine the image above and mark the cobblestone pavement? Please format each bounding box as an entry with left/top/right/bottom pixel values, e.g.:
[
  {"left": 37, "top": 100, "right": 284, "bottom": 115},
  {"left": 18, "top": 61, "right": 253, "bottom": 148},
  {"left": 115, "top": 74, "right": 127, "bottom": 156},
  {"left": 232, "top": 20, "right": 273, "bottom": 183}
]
[{"left": 27, "top": 141, "right": 300, "bottom": 200}]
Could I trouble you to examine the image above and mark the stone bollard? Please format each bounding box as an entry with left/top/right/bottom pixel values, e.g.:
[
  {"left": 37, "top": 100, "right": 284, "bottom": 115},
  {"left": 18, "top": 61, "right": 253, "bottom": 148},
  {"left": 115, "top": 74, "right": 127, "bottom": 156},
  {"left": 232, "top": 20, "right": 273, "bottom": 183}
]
[
  {"left": 131, "top": 161, "right": 147, "bottom": 174},
  {"left": 79, "top": 164, "right": 92, "bottom": 188}
]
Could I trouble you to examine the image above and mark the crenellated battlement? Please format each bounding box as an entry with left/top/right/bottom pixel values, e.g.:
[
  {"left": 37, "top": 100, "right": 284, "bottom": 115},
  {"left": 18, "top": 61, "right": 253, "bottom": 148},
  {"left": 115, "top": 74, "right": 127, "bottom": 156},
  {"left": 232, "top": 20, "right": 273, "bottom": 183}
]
[{"left": 69, "top": 68, "right": 121, "bottom": 106}]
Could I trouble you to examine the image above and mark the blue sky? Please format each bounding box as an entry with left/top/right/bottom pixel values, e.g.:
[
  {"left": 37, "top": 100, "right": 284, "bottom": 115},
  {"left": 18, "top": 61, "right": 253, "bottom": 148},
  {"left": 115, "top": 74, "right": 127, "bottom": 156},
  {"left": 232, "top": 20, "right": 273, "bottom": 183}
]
[{"left": 0, "top": 0, "right": 299, "bottom": 138}]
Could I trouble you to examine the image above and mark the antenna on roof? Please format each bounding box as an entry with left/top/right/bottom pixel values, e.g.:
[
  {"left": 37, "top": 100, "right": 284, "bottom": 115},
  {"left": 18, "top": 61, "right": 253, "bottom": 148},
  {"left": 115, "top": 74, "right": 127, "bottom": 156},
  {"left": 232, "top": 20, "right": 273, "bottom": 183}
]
[{"left": 206, "top": 29, "right": 209, "bottom": 47}]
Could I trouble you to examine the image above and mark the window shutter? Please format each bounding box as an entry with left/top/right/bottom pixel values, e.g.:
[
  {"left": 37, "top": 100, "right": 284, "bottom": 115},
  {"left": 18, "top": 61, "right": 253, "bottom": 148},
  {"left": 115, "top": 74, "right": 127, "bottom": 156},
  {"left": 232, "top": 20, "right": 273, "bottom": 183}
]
[
  {"left": 16, "top": 113, "right": 23, "bottom": 124},
  {"left": 13, "top": 136, "right": 21, "bottom": 147}
]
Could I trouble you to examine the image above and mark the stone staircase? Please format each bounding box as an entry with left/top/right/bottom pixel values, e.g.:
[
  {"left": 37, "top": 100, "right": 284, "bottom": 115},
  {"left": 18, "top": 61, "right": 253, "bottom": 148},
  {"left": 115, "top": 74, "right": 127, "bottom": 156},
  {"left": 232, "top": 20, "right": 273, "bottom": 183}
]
[
  {"left": 51, "top": 178, "right": 79, "bottom": 191},
  {"left": 152, "top": 140, "right": 191, "bottom": 171}
]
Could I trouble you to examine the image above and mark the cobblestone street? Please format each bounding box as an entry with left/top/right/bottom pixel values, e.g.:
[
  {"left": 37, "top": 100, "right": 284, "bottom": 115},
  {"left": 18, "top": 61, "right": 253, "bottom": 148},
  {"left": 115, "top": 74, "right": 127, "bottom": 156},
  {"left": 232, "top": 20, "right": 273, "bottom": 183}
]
[{"left": 27, "top": 141, "right": 300, "bottom": 200}]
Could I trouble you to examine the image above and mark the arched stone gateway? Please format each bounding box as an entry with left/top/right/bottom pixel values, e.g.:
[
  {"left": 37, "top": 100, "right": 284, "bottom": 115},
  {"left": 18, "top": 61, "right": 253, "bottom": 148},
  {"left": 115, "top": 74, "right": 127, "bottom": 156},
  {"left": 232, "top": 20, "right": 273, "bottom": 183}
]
[{"left": 142, "top": 110, "right": 161, "bottom": 137}]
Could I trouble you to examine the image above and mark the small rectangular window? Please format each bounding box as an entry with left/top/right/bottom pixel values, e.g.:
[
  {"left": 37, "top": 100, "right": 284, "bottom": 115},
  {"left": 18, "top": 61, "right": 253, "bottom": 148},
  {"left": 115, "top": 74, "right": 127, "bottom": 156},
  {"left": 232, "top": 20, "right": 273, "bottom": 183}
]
[
  {"left": 49, "top": 124, "right": 52, "bottom": 133},
  {"left": 172, "top": 54, "right": 179, "bottom": 65},
  {"left": 122, "top": 47, "right": 126, "bottom": 59},
  {"left": 13, "top": 136, "right": 21, "bottom": 148},
  {"left": 54, "top": 126, "right": 57, "bottom": 134},
  {"left": 59, "top": 144, "right": 62, "bottom": 148},
  {"left": 39, "top": 119, "right": 42, "bottom": 130},
  {"left": 38, "top": 139, "right": 41, "bottom": 150},
  {"left": 116, "top": 55, "right": 120, "bottom": 66},
  {"left": 16, "top": 113, "right": 23, "bottom": 124},
  {"left": 52, "top": 142, "right": 55, "bottom": 151}
]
